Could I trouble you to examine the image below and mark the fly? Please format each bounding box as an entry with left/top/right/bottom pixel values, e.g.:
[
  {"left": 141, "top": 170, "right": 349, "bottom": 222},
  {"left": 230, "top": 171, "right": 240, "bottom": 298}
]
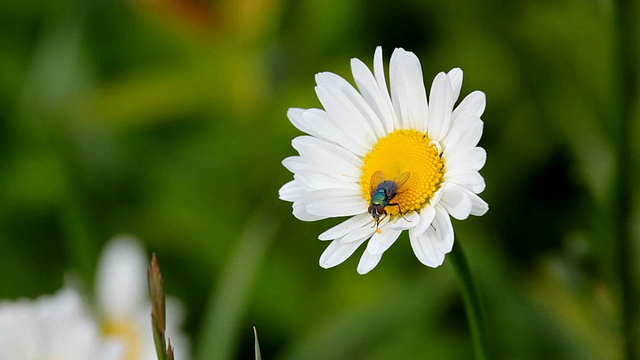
[{"left": 368, "top": 171, "right": 410, "bottom": 232}]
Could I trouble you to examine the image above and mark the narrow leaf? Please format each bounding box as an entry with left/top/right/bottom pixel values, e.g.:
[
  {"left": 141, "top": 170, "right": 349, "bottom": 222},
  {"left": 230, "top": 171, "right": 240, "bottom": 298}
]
[{"left": 254, "top": 327, "right": 262, "bottom": 360}]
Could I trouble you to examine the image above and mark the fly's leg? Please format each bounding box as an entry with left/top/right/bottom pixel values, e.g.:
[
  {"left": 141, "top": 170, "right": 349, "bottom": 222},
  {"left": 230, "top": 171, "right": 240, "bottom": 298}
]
[
  {"left": 387, "top": 202, "right": 411, "bottom": 222},
  {"left": 370, "top": 213, "right": 387, "bottom": 230},
  {"left": 370, "top": 213, "right": 387, "bottom": 234}
]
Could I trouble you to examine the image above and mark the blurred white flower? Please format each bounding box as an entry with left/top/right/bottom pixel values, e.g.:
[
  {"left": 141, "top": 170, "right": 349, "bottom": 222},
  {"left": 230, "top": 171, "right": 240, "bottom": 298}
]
[
  {"left": 96, "top": 235, "right": 190, "bottom": 360},
  {"left": 0, "top": 287, "right": 122, "bottom": 360},
  {"left": 280, "top": 47, "right": 488, "bottom": 274}
]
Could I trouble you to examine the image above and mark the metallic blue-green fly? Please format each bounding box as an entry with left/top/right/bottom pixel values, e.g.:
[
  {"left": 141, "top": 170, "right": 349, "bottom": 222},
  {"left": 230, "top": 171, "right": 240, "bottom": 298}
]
[{"left": 368, "top": 171, "right": 411, "bottom": 231}]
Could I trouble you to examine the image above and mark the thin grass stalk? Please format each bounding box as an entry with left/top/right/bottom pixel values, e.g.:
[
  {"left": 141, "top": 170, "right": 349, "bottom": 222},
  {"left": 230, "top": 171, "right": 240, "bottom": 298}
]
[
  {"left": 449, "top": 238, "right": 489, "bottom": 360},
  {"left": 612, "top": 0, "right": 638, "bottom": 357}
]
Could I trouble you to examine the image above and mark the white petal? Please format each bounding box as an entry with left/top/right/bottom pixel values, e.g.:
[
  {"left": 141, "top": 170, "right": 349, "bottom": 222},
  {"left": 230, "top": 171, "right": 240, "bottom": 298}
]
[
  {"left": 412, "top": 205, "right": 436, "bottom": 237},
  {"left": 463, "top": 189, "right": 489, "bottom": 216},
  {"left": 439, "top": 183, "right": 473, "bottom": 220},
  {"left": 282, "top": 147, "right": 361, "bottom": 182},
  {"left": 306, "top": 196, "right": 366, "bottom": 218},
  {"left": 427, "top": 72, "right": 455, "bottom": 141},
  {"left": 443, "top": 116, "right": 483, "bottom": 157},
  {"left": 95, "top": 236, "right": 147, "bottom": 319},
  {"left": 0, "top": 287, "right": 124, "bottom": 360},
  {"left": 317, "top": 71, "right": 386, "bottom": 139},
  {"left": 428, "top": 223, "right": 454, "bottom": 255},
  {"left": 283, "top": 152, "right": 361, "bottom": 182},
  {"left": 340, "top": 224, "right": 377, "bottom": 243},
  {"left": 409, "top": 230, "right": 445, "bottom": 267},
  {"left": 451, "top": 90, "right": 486, "bottom": 128},
  {"left": 292, "top": 202, "right": 325, "bottom": 221},
  {"left": 432, "top": 205, "right": 454, "bottom": 251},
  {"left": 365, "top": 227, "right": 402, "bottom": 255},
  {"left": 389, "top": 48, "right": 429, "bottom": 132},
  {"left": 282, "top": 156, "right": 360, "bottom": 191},
  {"left": 351, "top": 57, "right": 395, "bottom": 133},
  {"left": 301, "top": 109, "right": 369, "bottom": 156},
  {"left": 302, "top": 187, "right": 362, "bottom": 203},
  {"left": 428, "top": 224, "right": 452, "bottom": 258},
  {"left": 430, "top": 182, "right": 446, "bottom": 205},
  {"left": 282, "top": 136, "right": 362, "bottom": 192},
  {"left": 357, "top": 250, "right": 382, "bottom": 274},
  {"left": 288, "top": 108, "right": 360, "bottom": 155},
  {"left": 288, "top": 173, "right": 356, "bottom": 194},
  {"left": 292, "top": 135, "right": 361, "bottom": 168},
  {"left": 163, "top": 299, "right": 191, "bottom": 360},
  {"left": 373, "top": 47, "right": 393, "bottom": 127},
  {"left": 279, "top": 180, "right": 303, "bottom": 202},
  {"left": 319, "top": 239, "right": 365, "bottom": 268},
  {"left": 301, "top": 189, "right": 368, "bottom": 217},
  {"left": 293, "top": 170, "right": 359, "bottom": 191},
  {"left": 445, "top": 168, "right": 486, "bottom": 193},
  {"left": 315, "top": 74, "right": 378, "bottom": 148},
  {"left": 446, "top": 146, "right": 486, "bottom": 172},
  {"left": 388, "top": 50, "right": 403, "bottom": 129},
  {"left": 318, "top": 213, "right": 373, "bottom": 240},
  {"left": 289, "top": 188, "right": 332, "bottom": 220},
  {"left": 388, "top": 211, "right": 421, "bottom": 230},
  {"left": 287, "top": 108, "right": 313, "bottom": 135},
  {"left": 447, "top": 68, "right": 463, "bottom": 103}
]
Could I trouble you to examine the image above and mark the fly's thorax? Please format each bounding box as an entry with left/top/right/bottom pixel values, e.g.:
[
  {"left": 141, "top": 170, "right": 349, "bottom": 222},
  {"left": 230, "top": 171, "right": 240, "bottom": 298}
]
[{"left": 371, "top": 189, "right": 388, "bottom": 205}]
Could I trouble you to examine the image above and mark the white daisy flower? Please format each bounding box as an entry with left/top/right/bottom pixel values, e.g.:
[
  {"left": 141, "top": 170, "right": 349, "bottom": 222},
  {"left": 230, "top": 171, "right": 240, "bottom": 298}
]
[
  {"left": 280, "top": 47, "right": 488, "bottom": 274},
  {"left": 0, "top": 287, "right": 123, "bottom": 360},
  {"left": 96, "top": 235, "right": 191, "bottom": 360}
]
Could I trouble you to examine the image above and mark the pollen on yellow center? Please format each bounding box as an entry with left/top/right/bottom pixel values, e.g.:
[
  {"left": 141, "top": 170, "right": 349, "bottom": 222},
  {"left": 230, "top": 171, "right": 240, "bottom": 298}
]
[
  {"left": 360, "top": 129, "right": 445, "bottom": 217},
  {"left": 103, "top": 318, "right": 141, "bottom": 360}
]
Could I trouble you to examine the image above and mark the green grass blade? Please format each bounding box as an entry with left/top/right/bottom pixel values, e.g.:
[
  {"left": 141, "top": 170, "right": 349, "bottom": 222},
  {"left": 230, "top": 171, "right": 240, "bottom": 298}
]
[{"left": 196, "top": 206, "right": 279, "bottom": 360}]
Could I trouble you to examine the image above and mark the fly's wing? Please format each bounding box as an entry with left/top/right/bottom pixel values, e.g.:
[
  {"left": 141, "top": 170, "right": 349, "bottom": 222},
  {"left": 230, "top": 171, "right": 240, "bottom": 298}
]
[
  {"left": 370, "top": 171, "right": 386, "bottom": 196},
  {"left": 393, "top": 172, "right": 411, "bottom": 190}
]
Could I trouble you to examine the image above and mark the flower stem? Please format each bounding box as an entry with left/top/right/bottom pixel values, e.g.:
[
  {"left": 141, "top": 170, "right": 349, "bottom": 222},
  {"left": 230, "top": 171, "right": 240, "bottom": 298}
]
[
  {"left": 613, "top": 0, "right": 638, "bottom": 357},
  {"left": 449, "top": 238, "right": 489, "bottom": 360}
]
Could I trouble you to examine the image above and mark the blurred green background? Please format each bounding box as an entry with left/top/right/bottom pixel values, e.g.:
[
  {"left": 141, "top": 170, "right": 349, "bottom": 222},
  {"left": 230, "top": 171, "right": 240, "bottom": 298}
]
[{"left": 1, "top": 0, "right": 638, "bottom": 358}]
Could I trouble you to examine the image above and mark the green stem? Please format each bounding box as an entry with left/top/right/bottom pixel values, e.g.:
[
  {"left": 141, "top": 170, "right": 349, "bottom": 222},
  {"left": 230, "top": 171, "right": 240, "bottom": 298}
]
[
  {"left": 613, "top": 0, "right": 638, "bottom": 358},
  {"left": 196, "top": 206, "right": 279, "bottom": 360},
  {"left": 449, "top": 238, "right": 489, "bottom": 360}
]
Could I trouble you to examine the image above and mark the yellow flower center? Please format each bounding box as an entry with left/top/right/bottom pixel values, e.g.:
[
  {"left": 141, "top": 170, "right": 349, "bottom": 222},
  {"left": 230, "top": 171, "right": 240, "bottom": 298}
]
[
  {"left": 360, "top": 129, "right": 445, "bottom": 217},
  {"left": 103, "top": 318, "right": 141, "bottom": 360}
]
